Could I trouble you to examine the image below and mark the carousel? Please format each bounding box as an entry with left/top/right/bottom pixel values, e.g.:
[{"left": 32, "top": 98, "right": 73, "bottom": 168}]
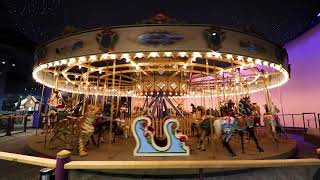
[{"left": 28, "top": 14, "right": 295, "bottom": 162}]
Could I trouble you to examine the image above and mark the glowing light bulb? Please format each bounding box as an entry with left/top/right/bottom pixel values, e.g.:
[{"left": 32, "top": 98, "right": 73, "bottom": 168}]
[
  {"left": 226, "top": 54, "right": 233, "bottom": 59},
  {"left": 164, "top": 52, "right": 172, "bottom": 57},
  {"left": 135, "top": 53, "right": 144, "bottom": 58},
  {"left": 178, "top": 52, "right": 187, "bottom": 57},
  {"left": 255, "top": 59, "right": 262, "bottom": 65},
  {"left": 213, "top": 52, "right": 221, "bottom": 58},
  {"left": 237, "top": 56, "right": 243, "bottom": 61},
  {"left": 109, "top": 54, "right": 117, "bottom": 59},
  {"left": 89, "top": 55, "right": 97, "bottom": 61},
  {"left": 101, "top": 53, "right": 109, "bottom": 60},
  {"left": 206, "top": 52, "right": 213, "bottom": 57},
  {"left": 60, "top": 59, "right": 67, "bottom": 65},
  {"left": 79, "top": 56, "right": 87, "bottom": 62},
  {"left": 148, "top": 52, "right": 159, "bottom": 58},
  {"left": 54, "top": 61, "right": 60, "bottom": 66}
]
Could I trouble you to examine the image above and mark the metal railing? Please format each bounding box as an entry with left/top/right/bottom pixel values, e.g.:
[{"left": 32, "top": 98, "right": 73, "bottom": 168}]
[
  {"left": 1, "top": 150, "right": 320, "bottom": 180},
  {"left": 0, "top": 115, "right": 31, "bottom": 137},
  {"left": 278, "top": 112, "right": 320, "bottom": 133}
]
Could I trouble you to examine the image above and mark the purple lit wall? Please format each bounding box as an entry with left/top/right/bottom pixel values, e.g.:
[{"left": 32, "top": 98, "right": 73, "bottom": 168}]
[{"left": 250, "top": 23, "right": 320, "bottom": 127}]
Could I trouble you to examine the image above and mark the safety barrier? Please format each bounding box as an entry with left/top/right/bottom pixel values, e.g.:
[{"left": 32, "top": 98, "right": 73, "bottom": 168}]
[
  {"left": 1, "top": 149, "right": 320, "bottom": 180},
  {"left": 0, "top": 114, "right": 30, "bottom": 136},
  {"left": 278, "top": 112, "right": 320, "bottom": 132}
]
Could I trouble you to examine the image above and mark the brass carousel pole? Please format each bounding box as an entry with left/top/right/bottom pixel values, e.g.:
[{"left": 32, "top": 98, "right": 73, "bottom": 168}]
[
  {"left": 116, "top": 73, "right": 122, "bottom": 118},
  {"left": 206, "top": 59, "right": 216, "bottom": 159},
  {"left": 109, "top": 59, "right": 116, "bottom": 145}
]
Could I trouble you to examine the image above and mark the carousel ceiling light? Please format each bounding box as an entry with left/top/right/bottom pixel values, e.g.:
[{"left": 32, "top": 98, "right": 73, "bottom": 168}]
[
  {"left": 60, "top": 59, "right": 68, "bottom": 65},
  {"left": 79, "top": 56, "right": 87, "bottom": 62},
  {"left": 178, "top": 52, "right": 187, "bottom": 57},
  {"left": 206, "top": 52, "right": 213, "bottom": 57},
  {"left": 40, "top": 64, "right": 47, "bottom": 69},
  {"left": 148, "top": 52, "right": 159, "bottom": 58},
  {"left": 135, "top": 53, "right": 144, "bottom": 58},
  {"left": 109, "top": 54, "right": 117, "bottom": 59},
  {"left": 69, "top": 58, "right": 76, "bottom": 65},
  {"left": 54, "top": 61, "right": 60, "bottom": 66},
  {"left": 275, "top": 64, "right": 281, "bottom": 70},
  {"left": 192, "top": 52, "right": 202, "bottom": 58},
  {"left": 89, "top": 55, "right": 97, "bottom": 61},
  {"left": 237, "top": 56, "right": 243, "bottom": 61},
  {"left": 263, "top": 61, "right": 269, "bottom": 66},
  {"left": 164, "top": 52, "right": 172, "bottom": 57},
  {"left": 247, "top": 57, "right": 253, "bottom": 62},
  {"left": 270, "top": 63, "right": 275, "bottom": 67},
  {"left": 78, "top": 65, "right": 82, "bottom": 70},
  {"left": 226, "top": 54, "right": 233, "bottom": 59},
  {"left": 213, "top": 52, "right": 221, "bottom": 58},
  {"left": 101, "top": 53, "right": 109, "bottom": 60},
  {"left": 255, "top": 59, "right": 262, "bottom": 65}
]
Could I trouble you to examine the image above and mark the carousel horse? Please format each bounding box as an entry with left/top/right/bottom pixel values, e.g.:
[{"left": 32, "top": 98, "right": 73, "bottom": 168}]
[
  {"left": 42, "top": 91, "right": 64, "bottom": 133},
  {"left": 196, "top": 115, "right": 238, "bottom": 156},
  {"left": 132, "top": 116, "right": 189, "bottom": 156},
  {"left": 263, "top": 103, "right": 285, "bottom": 145},
  {"left": 197, "top": 98, "right": 263, "bottom": 156},
  {"left": 238, "top": 96, "right": 264, "bottom": 153}
]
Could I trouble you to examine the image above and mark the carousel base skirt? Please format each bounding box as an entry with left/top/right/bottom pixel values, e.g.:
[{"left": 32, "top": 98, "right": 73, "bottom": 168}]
[{"left": 26, "top": 129, "right": 297, "bottom": 175}]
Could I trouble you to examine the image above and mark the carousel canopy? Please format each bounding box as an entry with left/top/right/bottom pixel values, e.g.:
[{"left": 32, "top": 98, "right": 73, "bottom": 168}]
[{"left": 33, "top": 14, "right": 290, "bottom": 98}]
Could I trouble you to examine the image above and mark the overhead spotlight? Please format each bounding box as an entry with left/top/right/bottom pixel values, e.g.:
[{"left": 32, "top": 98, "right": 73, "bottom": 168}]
[
  {"left": 12, "top": 63, "right": 15, "bottom": 67},
  {"left": 212, "top": 32, "right": 217, "bottom": 36},
  {"left": 2, "top": 61, "right": 5, "bottom": 64}
]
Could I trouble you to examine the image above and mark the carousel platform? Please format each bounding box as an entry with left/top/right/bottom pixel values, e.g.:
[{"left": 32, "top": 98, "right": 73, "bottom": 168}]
[
  {"left": 25, "top": 129, "right": 297, "bottom": 175},
  {"left": 26, "top": 129, "right": 297, "bottom": 161}
]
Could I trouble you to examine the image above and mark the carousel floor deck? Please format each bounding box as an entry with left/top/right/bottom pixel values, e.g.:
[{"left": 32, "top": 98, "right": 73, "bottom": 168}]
[{"left": 26, "top": 129, "right": 297, "bottom": 161}]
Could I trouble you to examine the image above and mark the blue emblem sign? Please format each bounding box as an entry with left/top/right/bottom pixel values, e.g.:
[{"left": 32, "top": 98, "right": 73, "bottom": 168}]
[{"left": 137, "top": 32, "right": 184, "bottom": 46}]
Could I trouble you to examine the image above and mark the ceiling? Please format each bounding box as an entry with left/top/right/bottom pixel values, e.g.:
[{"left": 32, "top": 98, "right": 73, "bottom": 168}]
[
  {"left": 0, "top": 0, "right": 320, "bottom": 93},
  {"left": 2, "top": 0, "right": 320, "bottom": 45}
]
